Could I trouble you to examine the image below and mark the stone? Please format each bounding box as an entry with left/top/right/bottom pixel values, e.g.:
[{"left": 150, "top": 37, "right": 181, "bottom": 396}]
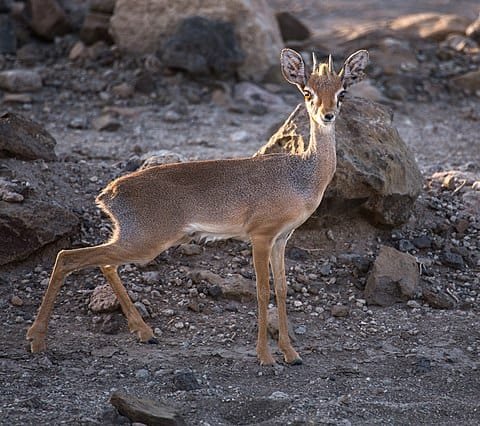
[
  {"left": 268, "top": 391, "right": 290, "bottom": 400},
  {"left": 462, "top": 191, "right": 480, "bottom": 216},
  {"left": 267, "top": 306, "right": 295, "bottom": 341},
  {"left": 348, "top": 79, "right": 387, "bottom": 103},
  {"left": 110, "top": 0, "right": 283, "bottom": 81},
  {"left": 178, "top": 243, "right": 202, "bottom": 256},
  {"left": 110, "top": 392, "right": 186, "bottom": 426},
  {"left": 69, "top": 41, "right": 87, "bottom": 61},
  {"left": 398, "top": 239, "right": 415, "bottom": 252},
  {"left": 89, "top": 284, "right": 120, "bottom": 313},
  {"left": 0, "top": 199, "right": 78, "bottom": 265},
  {"left": 92, "top": 114, "right": 121, "bottom": 131},
  {"left": 0, "top": 69, "right": 42, "bottom": 92},
  {"left": 452, "top": 70, "right": 480, "bottom": 93},
  {"left": 162, "top": 16, "right": 244, "bottom": 78},
  {"left": 422, "top": 288, "right": 455, "bottom": 309},
  {"left": 90, "top": 0, "right": 116, "bottom": 14},
  {"left": 134, "top": 301, "right": 150, "bottom": 319},
  {"left": 331, "top": 305, "right": 349, "bottom": 317},
  {"left": 220, "top": 274, "right": 256, "bottom": 303},
  {"left": 173, "top": 370, "right": 201, "bottom": 391},
  {"left": 139, "top": 150, "right": 186, "bottom": 170},
  {"left": 26, "top": 0, "right": 71, "bottom": 40},
  {"left": 2, "top": 93, "right": 32, "bottom": 104},
  {"left": 80, "top": 12, "right": 112, "bottom": 45},
  {"left": 0, "top": 112, "right": 56, "bottom": 161},
  {"left": 372, "top": 37, "right": 418, "bottom": 76},
  {"left": 258, "top": 97, "right": 422, "bottom": 226},
  {"left": 412, "top": 235, "right": 432, "bottom": 249},
  {"left": 0, "top": 14, "right": 16, "bottom": 54},
  {"left": 135, "top": 369, "right": 149, "bottom": 379},
  {"left": 364, "top": 245, "right": 421, "bottom": 307},
  {"left": 466, "top": 14, "right": 480, "bottom": 43},
  {"left": 390, "top": 13, "right": 470, "bottom": 42},
  {"left": 11, "top": 295, "right": 24, "bottom": 306},
  {"left": 112, "top": 82, "right": 134, "bottom": 98},
  {"left": 275, "top": 11, "right": 310, "bottom": 42},
  {"left": 441, "top": 251, "right": 464, "bottom": 269}
]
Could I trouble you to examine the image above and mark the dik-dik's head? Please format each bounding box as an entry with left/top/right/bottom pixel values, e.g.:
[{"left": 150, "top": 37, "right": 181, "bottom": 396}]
[{"left": 281, "top": 48, "right": 369, "bottom": 126}]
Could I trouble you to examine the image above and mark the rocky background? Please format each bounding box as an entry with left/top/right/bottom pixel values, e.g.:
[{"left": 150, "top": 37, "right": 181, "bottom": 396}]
[{"left": 0, "top": 0, "right": 479, "bottom": 425}]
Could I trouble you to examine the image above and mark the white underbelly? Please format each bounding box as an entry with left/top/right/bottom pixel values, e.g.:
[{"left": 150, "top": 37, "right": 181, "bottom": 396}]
[{"left": 184, "top": 222, "right": 249, "bottom": 244}]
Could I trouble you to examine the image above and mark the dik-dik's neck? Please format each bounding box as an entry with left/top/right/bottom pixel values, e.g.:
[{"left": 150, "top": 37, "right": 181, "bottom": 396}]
[{"left": 304, "top": 117, "right": 337, "bottom": 180}]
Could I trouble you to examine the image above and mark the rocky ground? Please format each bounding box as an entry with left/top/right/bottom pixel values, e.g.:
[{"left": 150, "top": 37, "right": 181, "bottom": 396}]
[{"left": 1, "top": 1, "right": 480, "bottom": 425}]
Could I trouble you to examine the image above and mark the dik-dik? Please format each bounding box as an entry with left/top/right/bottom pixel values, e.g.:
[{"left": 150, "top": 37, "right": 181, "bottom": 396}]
[{"left": 27, "top": 48, "right": 369, "bottom": 365}]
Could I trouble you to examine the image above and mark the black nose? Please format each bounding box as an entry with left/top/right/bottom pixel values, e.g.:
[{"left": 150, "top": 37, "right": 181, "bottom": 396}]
[{"left": 324, "top": 113, "right": 335, "bottom": 121}]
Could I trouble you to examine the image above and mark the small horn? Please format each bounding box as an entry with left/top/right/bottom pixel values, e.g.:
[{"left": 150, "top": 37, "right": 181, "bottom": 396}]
[
  {"left": 312, "top": 52, "right": 318, "bottom": 71},
  {"left": 328, "top": 54, "right": 334, "bottom": 73}
]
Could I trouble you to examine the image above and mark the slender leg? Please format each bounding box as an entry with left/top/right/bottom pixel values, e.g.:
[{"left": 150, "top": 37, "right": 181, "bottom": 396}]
[
  {"left": 251, "top": 237, "right": 275, "bottom": 366},
  {"left": 271, "top": 237, "right": 302, "bottom": 364},
  {"left": 100, "top": 265, "right": 156, "bottom": 343},
  {"left": 26, "top": 243, "right": 133, "bottom": 353}
]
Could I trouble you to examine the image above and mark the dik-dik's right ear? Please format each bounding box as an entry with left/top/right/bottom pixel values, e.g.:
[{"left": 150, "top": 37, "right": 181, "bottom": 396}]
[
  {"left": 281, "top": 48, "right": 306, "bottom": 90},
  {"left": 339, "top": 50, "right": 369, "bottom": 88}
]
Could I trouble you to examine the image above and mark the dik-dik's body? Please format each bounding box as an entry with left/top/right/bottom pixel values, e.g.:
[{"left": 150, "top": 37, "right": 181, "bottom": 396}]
[{"left": 27, "top": 48, "right": 369, "bottom": 366}]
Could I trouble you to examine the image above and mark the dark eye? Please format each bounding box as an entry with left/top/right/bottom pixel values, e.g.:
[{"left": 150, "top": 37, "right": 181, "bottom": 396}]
[
  {"left": 338, "top": 90, "right": 347, "bottom": 101},
  {"left": 303, "top": 90, "right": 313, "bottom": 100}
]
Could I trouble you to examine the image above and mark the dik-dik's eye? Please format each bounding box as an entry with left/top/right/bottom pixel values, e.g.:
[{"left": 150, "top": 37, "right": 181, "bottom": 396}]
[
  {"left": 303, "top": 89, "right": 313, "bottom": 101},
  {"left": 338, "top": 90, "right": 347, "bottom": 101}
]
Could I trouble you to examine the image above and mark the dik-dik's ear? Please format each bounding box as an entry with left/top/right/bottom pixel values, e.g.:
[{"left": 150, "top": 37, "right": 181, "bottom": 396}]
[
  {"left": 280, "top": 48, "right": 306, "bottom": 89},
  {"left": 340, "top": 50, "right": 369, "bottom": 88}
]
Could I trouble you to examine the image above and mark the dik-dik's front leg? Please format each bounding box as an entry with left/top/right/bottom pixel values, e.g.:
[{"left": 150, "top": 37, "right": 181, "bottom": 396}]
[
  {"left": 271, "top": 237, "right": 302, "bottom": 365},
  {"left": 251, "top": 237, "right": 275, "bottom": 366}
]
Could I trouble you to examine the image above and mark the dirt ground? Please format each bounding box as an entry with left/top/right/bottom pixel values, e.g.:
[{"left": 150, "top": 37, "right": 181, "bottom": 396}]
[{"left": 1, "top": 1, "right": 480, "bottom": 425}]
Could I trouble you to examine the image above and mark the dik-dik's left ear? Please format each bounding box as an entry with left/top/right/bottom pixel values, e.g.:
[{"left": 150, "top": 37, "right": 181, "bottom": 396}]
[{"left": 339, "top": 50, "right": 369, "bottom": 88}]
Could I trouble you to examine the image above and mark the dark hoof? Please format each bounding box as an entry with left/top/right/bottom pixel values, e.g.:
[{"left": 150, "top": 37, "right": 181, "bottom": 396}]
[
  {"left": 147, "top": 337, "right": 159, "bottom": 345},
  {"left": 288, "top": 357, "right": 303, "bottom": 365}
]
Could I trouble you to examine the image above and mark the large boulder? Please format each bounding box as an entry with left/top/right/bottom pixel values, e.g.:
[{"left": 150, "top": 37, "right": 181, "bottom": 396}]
[
  {"left": 0, "top": 112, "right": 56, "bottom": 161},
  {"left": 257, "top": 97, "right": 423, "bottom": 226},
  {"left": 162, "top": 16, "right": 244, "bottom": 78},
  {"left": 110, "top": 0, "right": 283, "bottom": 81},
  {"left": 0, "top": 199, "right": 78, "bottom": 265}
]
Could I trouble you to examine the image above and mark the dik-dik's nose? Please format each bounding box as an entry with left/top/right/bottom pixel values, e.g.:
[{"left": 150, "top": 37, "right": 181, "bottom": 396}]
[{"left": 323, "top": 113, "right": 335, "bottom": 122}]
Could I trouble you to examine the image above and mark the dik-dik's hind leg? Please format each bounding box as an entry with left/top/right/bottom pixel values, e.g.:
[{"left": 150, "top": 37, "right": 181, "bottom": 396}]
[
  {"left": 100, "top": 265, "right": 156, "bottom": 344},
  {"left": 271, "top": 236, "right": 302, "bottom": 365},
  {"left": 26, "top": 243, "right": 135, "bottom": 353}
]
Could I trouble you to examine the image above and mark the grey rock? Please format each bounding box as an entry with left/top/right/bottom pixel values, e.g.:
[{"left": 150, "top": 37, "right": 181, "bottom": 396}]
[
  {"left": 134, "top": 301, "right": 150, "bottom": 319},
  {"left": 139, "top": 150, "right": 186, "bottom": 170},
  {"left": 0, "top": 199, "right": 78, "bottom": 265},
  {"left": 162, "top": 16, "right": 244, "bottom": 78},
  {"left": 365, "top": 245, "right": 420, "bottom": 306},
  {"left": 398, "top": 239, "right": 415, "bottom": 252},
  {"left": 0, "top": 69, "right": 42, "bottom": 92},
  {"left": 110, "top": 391, "right": 186, "bottom": 426},
  {"left": 26, "top": 0, "right": 72, "bottom": 40},
  {"left": 89, "top": 284, "right": 120, "bottom": 313},
  {"left": 276, "top": 11, "right": 310, "bottom": 42},
  {"left": 0, "top": 112, "right": 56, "bottom": 161},
  {"left": 90, "top": 0, "right": 116, "bottom": 14},
  {"left": 92, "top": 114, "right": 121, "bottom": 132},
  {"left": 441, "top": 251, "right": 464, "bottom": 269},
  {"left": 258, "top": 97, "right": 422, "bottom": 227},
  {"left": 80, "top": 12, "right": 112, "bottom": 45},
  {"left": 267, "top": 306, "right": 296, "bottom": 341},
  {"left": 412, "top": 235, "right": 432, "bottom": 249},
  {"left": 268, "top": 391, "right": 290, "bottom": 400},
  {"left": 422, "top": 288, "right": 456, "bottom": 309},
  {"left": 331, "top": 305, "right": 350, "bottom": 317},
  {"left": 173, "top": 370, "right": 200, "bottom": 391},
  {"left": 220, "top": 274, "right": 256, "bottom": 303},
  {"left": 135, "top": 369, "right": 149, "bottom": 379},
  {"left": 0, "top": 14, "right": 16, "bottom": 54}
]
